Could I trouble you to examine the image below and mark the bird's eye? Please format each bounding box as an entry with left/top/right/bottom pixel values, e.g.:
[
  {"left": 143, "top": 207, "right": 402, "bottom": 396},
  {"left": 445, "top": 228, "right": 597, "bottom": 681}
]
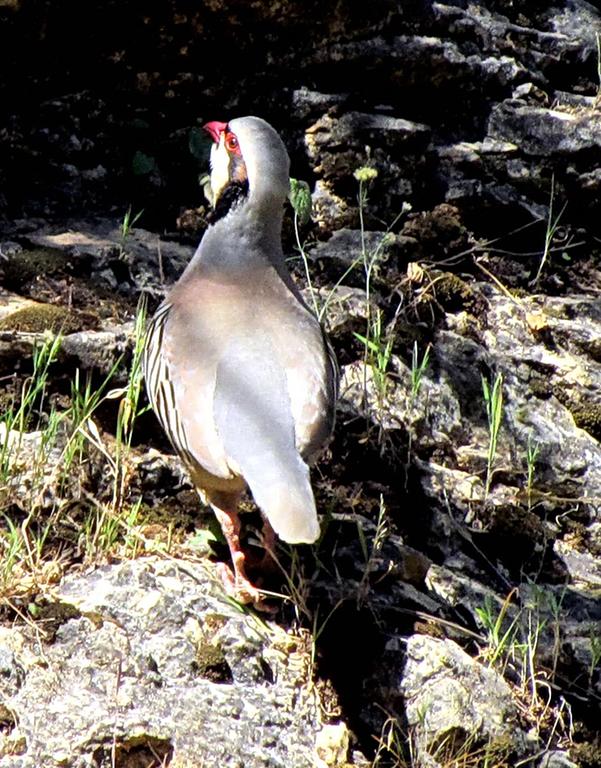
[{"left": 225, "top": 133, "right": 239, "bottom": 153}]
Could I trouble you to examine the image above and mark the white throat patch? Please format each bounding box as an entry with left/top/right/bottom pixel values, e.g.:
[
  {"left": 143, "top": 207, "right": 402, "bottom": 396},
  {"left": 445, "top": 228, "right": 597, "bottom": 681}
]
[{"left": 209, "top": 134, "right": 230, "bottom": 206}]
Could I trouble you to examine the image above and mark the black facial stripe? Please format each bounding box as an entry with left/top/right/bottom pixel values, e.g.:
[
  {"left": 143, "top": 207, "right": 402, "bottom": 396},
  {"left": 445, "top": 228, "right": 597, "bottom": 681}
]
[
  {"left": 207, "top": 179, "right": 249, "bottom": 224},
  {"left": 229, "top": 153, "right": 246, "bottom": 181}
]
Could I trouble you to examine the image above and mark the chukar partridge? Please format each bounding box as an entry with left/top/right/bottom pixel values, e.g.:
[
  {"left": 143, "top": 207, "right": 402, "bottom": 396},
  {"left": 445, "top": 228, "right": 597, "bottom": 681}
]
[{"left": 143, "top": 116, "right": 337, "bottom": 607}]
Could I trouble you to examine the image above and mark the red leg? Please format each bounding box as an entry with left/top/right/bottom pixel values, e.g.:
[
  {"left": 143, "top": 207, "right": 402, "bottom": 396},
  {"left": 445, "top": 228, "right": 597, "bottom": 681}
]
[
  {"left": 210, "top": 501, "right": 269, "bottom": 609},
  {"left": 249, "top": 514, "right": 278, "bottom": 575}
]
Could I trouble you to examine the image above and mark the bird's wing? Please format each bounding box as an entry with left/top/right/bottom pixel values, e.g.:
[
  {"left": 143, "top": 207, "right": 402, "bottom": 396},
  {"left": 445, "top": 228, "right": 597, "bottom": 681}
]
[
  {"left": 143, "top": 301, "right": 205, "bottom": 471},
  {"left": 153, "top": 285, "right": 234, "bottom": 482},
  {"left": 269, "top": 301, "right": 338, "bottom": 462}
]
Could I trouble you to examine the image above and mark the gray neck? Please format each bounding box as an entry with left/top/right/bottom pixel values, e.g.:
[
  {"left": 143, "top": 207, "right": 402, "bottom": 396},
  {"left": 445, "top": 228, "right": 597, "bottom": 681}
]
[{"left": 184, "top": 194, "right": 287, "bottom": 280}]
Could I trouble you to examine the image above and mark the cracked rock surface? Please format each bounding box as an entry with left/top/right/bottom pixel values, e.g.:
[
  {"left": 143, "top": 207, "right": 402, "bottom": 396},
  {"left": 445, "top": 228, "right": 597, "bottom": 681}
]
[
  {"left": 1, "top": 0, "right": 601, "bottom": 766},
  {"left": 0, "top": 559, "right": 338, "bottom": 768}
]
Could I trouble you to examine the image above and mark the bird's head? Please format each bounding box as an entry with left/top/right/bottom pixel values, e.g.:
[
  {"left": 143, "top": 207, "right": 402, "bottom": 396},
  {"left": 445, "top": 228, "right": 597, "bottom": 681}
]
[{"left": 203, "top": 116, "right": 290, "bottom": 214}]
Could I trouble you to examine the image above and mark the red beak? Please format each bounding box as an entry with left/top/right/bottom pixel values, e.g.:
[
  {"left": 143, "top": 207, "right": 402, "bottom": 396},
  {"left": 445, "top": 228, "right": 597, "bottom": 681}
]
[{"left": 203, "top": 120, "right": 228, "bottom": 143}]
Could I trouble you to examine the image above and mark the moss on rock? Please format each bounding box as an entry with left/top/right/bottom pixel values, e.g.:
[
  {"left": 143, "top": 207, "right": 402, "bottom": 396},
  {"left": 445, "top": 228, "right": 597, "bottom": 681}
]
[
  {"left": 571, "top": 403, "right": 601, "bottom": 442},
  {"left": 401, "top": 203, "right": 470, "bottom": 259},
  {"left": 0, "top": 304, "right": 84, "bottom": 334},
  {"left": 193, "top": 639, "right": 232, "bottom": 683},
  {"left": 434, "top": 272, "right": 481, "bottom": 314}
]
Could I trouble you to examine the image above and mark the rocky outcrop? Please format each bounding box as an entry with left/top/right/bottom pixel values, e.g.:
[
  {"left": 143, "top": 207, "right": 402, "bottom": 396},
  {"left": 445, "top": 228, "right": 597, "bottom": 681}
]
[
  {"left": 401, "top": 635, "right": 527, "bottom": 761},
  {"left": 0, "top": 558, "right": 349, "bottom": 767},
  {"left": 1, "top": 0, "right": 601, "bottom": 766}
]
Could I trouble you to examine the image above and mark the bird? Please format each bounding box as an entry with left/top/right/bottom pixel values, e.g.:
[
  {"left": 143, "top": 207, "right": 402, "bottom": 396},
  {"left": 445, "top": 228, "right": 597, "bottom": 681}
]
[{"left": 143, "top": 116, "right": 337, "bottom": 608}]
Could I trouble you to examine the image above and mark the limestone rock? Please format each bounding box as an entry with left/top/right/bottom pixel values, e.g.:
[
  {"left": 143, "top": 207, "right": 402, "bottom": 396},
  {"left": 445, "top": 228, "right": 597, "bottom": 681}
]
[
  {"left": 26, "top": 219, "right": 192, "bottom": 299},
  {"left": 0, "top": 558, "right": 337, "bottom": 768},
  {"left": 400, "top": 635, "right": 528, "bottom": 765},
  {"left": 488, "top": 100, "right": 601, "bottom": 157}
]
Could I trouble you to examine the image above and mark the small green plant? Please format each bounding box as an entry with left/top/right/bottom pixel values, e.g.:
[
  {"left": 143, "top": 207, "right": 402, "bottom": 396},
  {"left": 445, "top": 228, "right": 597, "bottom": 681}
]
[
  {"left": 0, "top": 335, "right": 65, "bottom": 589},
  {"left": 482, "top": 372, "right": 504, "bottom": 498},
  {"left": 0, "top": 333, "right": 62, "bottom": 488},
  {"left": 120, "top": 206, "right": 144, "bottom": 249},
  {"left": 107, "top": 297, "right": 150, "bottom": 509},
  {"left": 0, "top": 299, "right": 155, "bottom": 594},
  {"left": 352, "top": 168, "right": 413, "bottom": 424},
  {"left": 518, "top": 583, "right": 566, "bottom": 712},
  {"left": 589, "top": 631, "right": 601, "bottom": 688},
  {"left": 20, "top": 509, "right": 52, "bottom": 572},
  {"left": 355, "top": 166, "right": 391, "bottom": 419},
  {"left": 81, "top": 503, "right": 121, "bottom": 556},
  {"left": 373, "top": 715, "right": 409, "bottom": 767},
  {"left": 409, "top": 341, "right": 431, "bottom": 406},
  {"left": 65, "top": 368, "right": 112, "bottom": 468},
  {"left": 0, "top": 508, "right": 55, "bottom": 592},
  {"left": 291, "top": 168, "right": 410, "bottom": 329},
  {"left": 353, "top": 309, "right": 394, "bottom": 409},
  {"left": 404, "top": 341, "right": 432, "bottom": 479},
  {"left": 292, "top": 166, "right": 413, "bottom": 437},
  {"left": 356, "top": 494, "right": 389, "bottom": 605},
  {"left": 120, "top": 499, "right": 145, "bottom": 559},
  {"left": 74, "top": 299, "right": 150, "bottom": 559},
  {"left": 525, "top": 433, "right": 540, "bottom": 512},
  {"left": 532, "top": 584, "right": 567, "bottom": 684},
  {"left": 477, "top": 582, "right": 570, "bottom": 733},
  {"left": 50, "top": 345, "right": 126, "bottom": 510},
  {"left": 1, "top": 514, "right": 24, "bottom": 588},
  {"left": 532, "top": 175, "right": 567, "bottom": 286},
  {"left": 289, "top": 177, "right": 313, "bottom": 227},
  {"left": 475, "top": 590, "right": 520, "bottom": 670},
  {"left": 354, "top": 165, "right": 379, "bottom": 310},
  {"left": 289, "top": 178, "right": 319, "bottom": 316}
]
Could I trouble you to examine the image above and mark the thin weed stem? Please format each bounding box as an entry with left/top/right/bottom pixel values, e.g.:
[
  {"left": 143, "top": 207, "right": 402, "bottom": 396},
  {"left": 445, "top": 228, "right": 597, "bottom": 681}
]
[
  {"left": 482, "top": 372, "right": 504, "bottom": 498},
  {"left": 531, "top": 175, "right": 567, "bottom": 286}
]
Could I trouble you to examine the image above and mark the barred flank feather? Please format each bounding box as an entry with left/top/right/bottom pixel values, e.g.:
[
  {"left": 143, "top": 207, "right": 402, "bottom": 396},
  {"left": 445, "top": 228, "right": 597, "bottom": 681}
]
[{"left": 142, "top": 302, "right": 195, "bottom": 466}]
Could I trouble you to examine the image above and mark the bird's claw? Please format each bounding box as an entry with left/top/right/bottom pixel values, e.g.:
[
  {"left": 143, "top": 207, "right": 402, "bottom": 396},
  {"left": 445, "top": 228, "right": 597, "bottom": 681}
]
[{"left": 216, "top": 562, "right": 277, "bottom": 613}]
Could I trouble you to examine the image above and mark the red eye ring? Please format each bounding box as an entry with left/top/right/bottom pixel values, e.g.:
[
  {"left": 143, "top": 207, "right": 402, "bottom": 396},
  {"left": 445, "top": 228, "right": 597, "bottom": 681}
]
[{"left": 225, "top": 132, "right": 240, "bottom": 153}]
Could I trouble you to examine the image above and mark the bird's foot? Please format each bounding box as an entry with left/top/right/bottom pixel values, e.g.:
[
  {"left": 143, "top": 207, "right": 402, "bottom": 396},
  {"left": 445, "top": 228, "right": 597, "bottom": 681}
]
[
  {"left": 215, "top": 562, "right": 277, "bottom": 613},
  {"left": 210, "top": 502, "right": 278, "bottom": 612}
]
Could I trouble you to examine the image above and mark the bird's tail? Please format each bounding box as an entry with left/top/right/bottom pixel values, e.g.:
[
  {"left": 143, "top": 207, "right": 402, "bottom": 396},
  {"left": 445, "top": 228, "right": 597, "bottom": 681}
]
[
  {"left": 213, "top": 335, "right": 320, "bottom": 544},
  {"left": 243, "top": 451, "right": 319, "bottom": 544}
]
